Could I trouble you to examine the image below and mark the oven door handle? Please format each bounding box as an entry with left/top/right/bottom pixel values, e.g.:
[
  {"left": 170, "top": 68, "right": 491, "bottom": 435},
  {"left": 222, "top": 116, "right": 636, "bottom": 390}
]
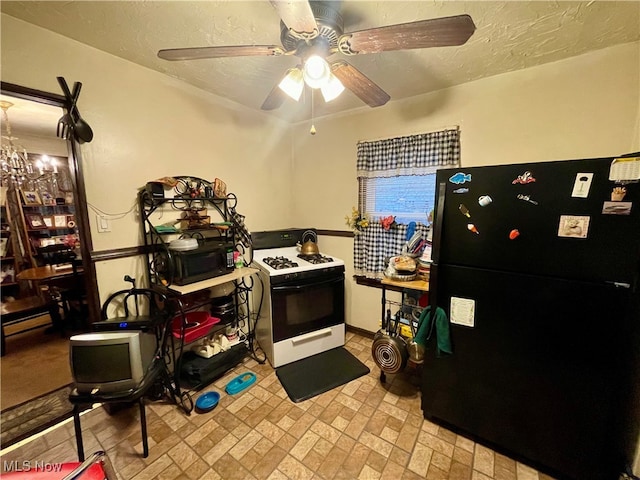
[
  {"left": 271, "top": 276, "right": 343, "bottom": 292},
  {"left": 290, "top": 328, "right": 333, "bottom": 345}
]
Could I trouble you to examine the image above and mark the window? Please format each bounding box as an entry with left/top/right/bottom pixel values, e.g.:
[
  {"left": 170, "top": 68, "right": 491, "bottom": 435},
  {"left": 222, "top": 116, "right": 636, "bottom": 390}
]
[
  {"left": 354, "top": 128, "right": 460, "bottom": 278},
  {"left": 360, "top": 172, "right": 437, "bottom": 225}
]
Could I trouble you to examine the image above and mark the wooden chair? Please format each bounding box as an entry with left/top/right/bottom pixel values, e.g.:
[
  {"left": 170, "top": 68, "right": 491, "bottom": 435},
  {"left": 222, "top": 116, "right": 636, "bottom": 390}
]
[{"left": 37, "top": 245, "right": 87, "bottom": 331}]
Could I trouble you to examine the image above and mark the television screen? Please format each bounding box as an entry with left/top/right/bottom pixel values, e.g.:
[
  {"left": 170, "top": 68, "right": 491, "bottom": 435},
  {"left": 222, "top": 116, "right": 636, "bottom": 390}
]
[
  {"left": 72, "top": 344, "right": 132, "bottom": 383},
  {"left": 69, "top": 331, "right": 157, "bottom": 393}
]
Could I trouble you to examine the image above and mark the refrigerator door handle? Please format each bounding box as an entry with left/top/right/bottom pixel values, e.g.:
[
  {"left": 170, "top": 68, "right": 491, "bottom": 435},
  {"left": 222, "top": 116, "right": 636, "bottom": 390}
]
[{"left": 431, "top": 181, "right": 447, "bottom": 265}]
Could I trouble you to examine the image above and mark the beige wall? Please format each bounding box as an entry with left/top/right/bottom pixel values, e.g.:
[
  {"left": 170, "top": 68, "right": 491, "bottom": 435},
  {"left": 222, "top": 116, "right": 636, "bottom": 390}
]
[
  {"left": 291, "top": 41, "right": 640, "bottom": 332},
  {"left": 2, "top": 14, "right": 294, "bottom": 299}
]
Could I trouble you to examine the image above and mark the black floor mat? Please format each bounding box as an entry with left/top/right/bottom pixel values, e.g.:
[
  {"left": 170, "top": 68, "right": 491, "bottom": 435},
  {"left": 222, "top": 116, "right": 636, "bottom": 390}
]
[
  {"left": 0, "top": 384, "right": 82, "bottom": 449},
  {"left": 276, "top": 347, "right": 370, "bottom": 403}
]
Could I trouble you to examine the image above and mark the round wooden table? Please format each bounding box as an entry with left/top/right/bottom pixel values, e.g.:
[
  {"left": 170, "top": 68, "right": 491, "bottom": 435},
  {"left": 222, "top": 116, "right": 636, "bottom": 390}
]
[{"left": 17, "top": 265, "right": 80, "bottom": 282}]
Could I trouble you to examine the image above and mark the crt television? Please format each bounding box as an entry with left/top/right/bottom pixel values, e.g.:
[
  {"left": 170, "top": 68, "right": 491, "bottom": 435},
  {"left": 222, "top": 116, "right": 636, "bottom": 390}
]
[{"left": 69, "top": 331, "right": 157, "bottom": 394}]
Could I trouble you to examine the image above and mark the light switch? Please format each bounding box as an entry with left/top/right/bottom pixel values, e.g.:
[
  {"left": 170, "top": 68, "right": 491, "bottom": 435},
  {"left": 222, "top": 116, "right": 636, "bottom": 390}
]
[{"left": 97, "top": 214, "right": 111, "bottom": 233}]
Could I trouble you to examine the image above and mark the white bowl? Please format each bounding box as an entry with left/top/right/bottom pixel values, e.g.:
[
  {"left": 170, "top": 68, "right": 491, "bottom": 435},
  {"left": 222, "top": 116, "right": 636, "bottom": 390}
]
[{"left": 169, "top": 238, "right": 199, "bottom": 251}]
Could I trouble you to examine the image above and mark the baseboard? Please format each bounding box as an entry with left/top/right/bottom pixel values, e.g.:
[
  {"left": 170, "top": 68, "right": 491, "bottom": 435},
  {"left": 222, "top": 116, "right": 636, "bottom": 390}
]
[{"left": 346, "top": 324, "right": 375, "bottom": 339}]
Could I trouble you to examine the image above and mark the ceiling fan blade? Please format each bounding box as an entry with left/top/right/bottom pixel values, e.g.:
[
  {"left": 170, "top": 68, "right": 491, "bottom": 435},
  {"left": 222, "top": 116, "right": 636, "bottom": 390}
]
[
  {"left": 331, "top": 61, "right": 390, "bottom": 108},
  {"left": 158, "top": 45, "right": 285, "bottom": 61},
  {"left": 338, "top": 14, "right": 476, "bottom": 55},
  {"left": 270, "top": 0, "right": 319, "bottom": 40},
  {"left": 261, "top": 81, "right": 288, "bottom": 111}
]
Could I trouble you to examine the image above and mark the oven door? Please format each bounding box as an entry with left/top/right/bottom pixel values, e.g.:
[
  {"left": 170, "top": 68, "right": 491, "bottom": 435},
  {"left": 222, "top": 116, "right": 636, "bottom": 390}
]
[{"left": 270, "top": 270, "right": 345, "bottom": 343}]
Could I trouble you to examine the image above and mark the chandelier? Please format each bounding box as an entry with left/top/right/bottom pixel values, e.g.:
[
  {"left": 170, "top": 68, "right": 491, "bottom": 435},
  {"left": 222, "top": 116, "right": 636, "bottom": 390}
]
[{"left": 1, "top": 100, "right": 58, "bottom": 188}]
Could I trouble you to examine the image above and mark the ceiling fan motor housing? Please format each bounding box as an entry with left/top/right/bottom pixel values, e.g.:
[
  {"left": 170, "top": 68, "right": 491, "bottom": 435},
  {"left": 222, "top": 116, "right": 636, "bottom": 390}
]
[{"left": 280, "top": 1, "right": 344, "bottom": 58}]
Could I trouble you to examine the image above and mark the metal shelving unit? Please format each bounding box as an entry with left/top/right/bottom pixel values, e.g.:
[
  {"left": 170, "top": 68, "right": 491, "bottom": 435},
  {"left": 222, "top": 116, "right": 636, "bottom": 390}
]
[{"left": 137, "top": 176, "right": 258, "bottom": 414}]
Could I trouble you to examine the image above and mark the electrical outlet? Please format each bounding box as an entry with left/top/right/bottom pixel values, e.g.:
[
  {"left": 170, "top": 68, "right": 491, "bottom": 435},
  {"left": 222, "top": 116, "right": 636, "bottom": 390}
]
[{"left": 97, "top": 215, "right": 111, "bottom": 233}]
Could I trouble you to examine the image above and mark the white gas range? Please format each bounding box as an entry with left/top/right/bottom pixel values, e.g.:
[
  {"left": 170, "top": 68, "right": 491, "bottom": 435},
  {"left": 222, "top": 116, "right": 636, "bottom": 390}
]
[
  {"left": 253, "top": 246, "right": 344, "bottom": 276},
  {"left": 251, "top": 229, "right": 345, "bottom": 368}
]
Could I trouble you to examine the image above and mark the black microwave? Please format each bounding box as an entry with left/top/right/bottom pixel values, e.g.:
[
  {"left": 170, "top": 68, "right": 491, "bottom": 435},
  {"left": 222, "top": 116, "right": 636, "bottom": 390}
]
[{"left": 169, "top": 241, "right": 234, "bottom": 285}]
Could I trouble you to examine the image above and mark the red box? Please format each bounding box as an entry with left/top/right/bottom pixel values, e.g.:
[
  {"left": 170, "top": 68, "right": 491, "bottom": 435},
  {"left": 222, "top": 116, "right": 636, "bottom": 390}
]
[{"left": 172, "top": 311, "right": 220, "bottom": 343}]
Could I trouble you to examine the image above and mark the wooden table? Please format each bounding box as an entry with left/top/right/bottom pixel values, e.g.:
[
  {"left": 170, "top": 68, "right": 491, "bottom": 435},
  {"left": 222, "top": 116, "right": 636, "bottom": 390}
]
[
  {"left": 11, "top": 264, "right": 85, "bottom": 343},
  {"left": 381, "top": 277, "right": 429, "bottom": 292},
  {"left": 17, "top": 264, "right": 80, "bottom": 282}
]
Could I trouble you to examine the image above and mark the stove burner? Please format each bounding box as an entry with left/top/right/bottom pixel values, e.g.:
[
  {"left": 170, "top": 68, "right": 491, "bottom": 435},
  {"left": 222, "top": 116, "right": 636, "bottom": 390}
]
[
  {"left": 263, "top": 256, "right": 299, "bottom": 270},
  {"left": 298, "top": 254, "right": 334, "bottom": 264}
]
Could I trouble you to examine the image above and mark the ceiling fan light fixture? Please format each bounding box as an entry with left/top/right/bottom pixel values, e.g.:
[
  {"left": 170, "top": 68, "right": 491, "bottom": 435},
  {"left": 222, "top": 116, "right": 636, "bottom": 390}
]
[
  {"left": 320, "top": 73, "right": 345, "bottom": 102},
  {"left": 303, "top": 55, "right": 331, "bottom": 89},
  {"left": 278, "top": 67, "right": 304, "bottom": 101}
]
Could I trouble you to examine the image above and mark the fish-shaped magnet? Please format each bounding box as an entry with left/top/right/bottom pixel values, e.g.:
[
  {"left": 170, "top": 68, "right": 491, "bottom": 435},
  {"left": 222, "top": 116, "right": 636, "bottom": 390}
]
[
  {"left": 449, "top": 172, "right": 472, "bottom": 184},
  {"left": 453, "top": 188, "right": 469, "bottom": 194},
  {"left": 512, "top": 171, "right": 536, "bottom": 184}
]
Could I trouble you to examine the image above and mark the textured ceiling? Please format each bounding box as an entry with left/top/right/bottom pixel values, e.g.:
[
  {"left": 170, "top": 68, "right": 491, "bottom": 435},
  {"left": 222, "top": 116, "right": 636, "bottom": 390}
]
[
  {"left": 1, "top": 1, "right": 639, "bottom": 124},
  {"left": 0, "top": 93, "right": 63, "bottom": 139}
]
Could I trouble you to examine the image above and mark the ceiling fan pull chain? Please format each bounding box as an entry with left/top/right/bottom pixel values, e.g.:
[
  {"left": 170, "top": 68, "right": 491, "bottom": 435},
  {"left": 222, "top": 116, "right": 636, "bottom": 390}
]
[{"left": 310, "top": 89, "right": 316, "bottom": 135}]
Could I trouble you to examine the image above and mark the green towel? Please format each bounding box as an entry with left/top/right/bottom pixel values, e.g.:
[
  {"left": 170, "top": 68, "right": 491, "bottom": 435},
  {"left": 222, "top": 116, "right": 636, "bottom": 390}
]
[{"left": 414, "top": 306, "right": 452, "bottom": 356}]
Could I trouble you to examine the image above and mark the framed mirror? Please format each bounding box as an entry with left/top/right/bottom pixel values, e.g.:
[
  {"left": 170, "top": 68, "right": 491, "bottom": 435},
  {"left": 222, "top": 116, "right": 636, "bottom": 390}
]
[{"left": 0, "top": 81, "right": 99, "bottom": 332}]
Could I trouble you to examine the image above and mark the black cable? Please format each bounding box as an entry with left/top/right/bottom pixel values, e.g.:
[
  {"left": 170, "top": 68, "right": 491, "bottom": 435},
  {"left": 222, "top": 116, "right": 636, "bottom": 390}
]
[
  {"left": 244, "top": 273, "right": 266, "bottom": 364},
  {"left": 234, "top": 273, "right": 265, "bottom": 363}
]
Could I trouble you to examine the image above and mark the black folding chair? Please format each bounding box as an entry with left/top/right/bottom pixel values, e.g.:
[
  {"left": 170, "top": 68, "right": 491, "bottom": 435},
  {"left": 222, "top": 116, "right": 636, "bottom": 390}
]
[{"left": 68, "top": 276, "right": 175, "bottom": 461}]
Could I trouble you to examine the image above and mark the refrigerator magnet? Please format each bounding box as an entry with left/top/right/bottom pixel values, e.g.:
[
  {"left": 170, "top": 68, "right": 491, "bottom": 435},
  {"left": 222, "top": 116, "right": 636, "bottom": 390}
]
[
  {"left": 449, "top": 172, "right": 472, "bottom": 184},
  {"left": 478, "top": 195, "right": 492, "bottom": 206},
  {"left": 453, "top": 188, "right": 469, "bottom": 194},
  {"left": 509, "top": 229, "right": 520, "bottom": 240},
  {"left": 450, "top": 297, "right": 475, "bottom": 327},
  {"left": 609, "top": 156, "right": 640, "bottom": 182},
  {"left": 611, "top": 186, "right": 626, "bottom": 201},
  {"left": 512, "top": 171, "right": 536, "bottom": 184},
  {"left": 602, "top": 201, "right": 632, "bottom": 215},
  {"left": 571, "top": 173, "right": 594, "bottom": 198},
  {"left": 517, "top": 194, "right": 539, "bottom": 205},
  {"left": 467, "top": 223, "right": 479, "bottom": 234},
  {"left": 459, "top": 204, "right": 471, "bottom": 218},
  {"left": 558, "top": 215, "right": 590, "bottom": 238}
]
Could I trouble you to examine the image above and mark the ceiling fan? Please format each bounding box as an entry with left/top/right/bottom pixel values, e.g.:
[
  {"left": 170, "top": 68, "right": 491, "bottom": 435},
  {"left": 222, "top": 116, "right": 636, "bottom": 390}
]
[{"left": 157, "top": 1, "right": 476, "bottom": 111}]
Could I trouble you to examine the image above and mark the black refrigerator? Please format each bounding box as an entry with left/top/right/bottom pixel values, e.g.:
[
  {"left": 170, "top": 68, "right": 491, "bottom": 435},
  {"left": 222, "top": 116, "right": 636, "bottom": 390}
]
[{"left": 421, "top": 155, "right": 640, "bottom": 480}]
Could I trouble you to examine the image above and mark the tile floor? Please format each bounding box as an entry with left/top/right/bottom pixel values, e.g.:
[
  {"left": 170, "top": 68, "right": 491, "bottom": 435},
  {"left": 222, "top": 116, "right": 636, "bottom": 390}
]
[{"left": 0, "top": 331, "right": 555, "bottom": 479}]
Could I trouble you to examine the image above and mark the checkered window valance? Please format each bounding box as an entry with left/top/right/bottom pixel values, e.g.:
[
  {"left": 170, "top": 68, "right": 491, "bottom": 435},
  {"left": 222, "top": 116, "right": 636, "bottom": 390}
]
[
  {"left": 356, "top": 128, "right": 460, "bottom": 179},
  {"left": 354, "top": 128, "right": 460, "bottom": 278}
]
